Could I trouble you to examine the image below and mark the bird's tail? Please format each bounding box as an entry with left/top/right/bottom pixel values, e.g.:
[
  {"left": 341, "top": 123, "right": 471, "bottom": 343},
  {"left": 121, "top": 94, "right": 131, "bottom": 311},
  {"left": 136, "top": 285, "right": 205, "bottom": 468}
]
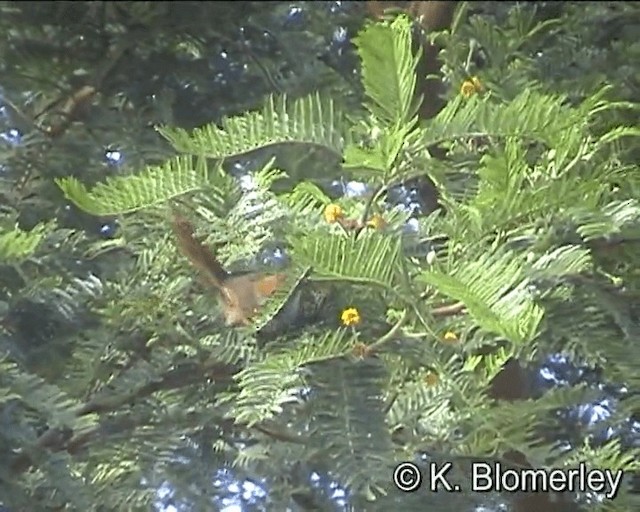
[{"left": 171, "top": 214, "right": 228, "bottom": 290}]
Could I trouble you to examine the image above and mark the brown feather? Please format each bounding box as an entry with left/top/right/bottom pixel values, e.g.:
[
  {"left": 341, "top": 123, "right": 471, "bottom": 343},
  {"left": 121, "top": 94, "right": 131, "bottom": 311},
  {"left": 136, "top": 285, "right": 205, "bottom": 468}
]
[{"left": 171, "top": 214, "right": 285, "bottom": 325}]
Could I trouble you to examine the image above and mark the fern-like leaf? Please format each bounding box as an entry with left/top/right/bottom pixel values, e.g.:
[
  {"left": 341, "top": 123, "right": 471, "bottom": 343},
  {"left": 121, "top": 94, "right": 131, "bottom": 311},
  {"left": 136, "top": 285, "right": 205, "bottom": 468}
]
[
  {"left": 227, "top": 329, "right": 355, "bottom": 426},
  {"left": 293, "top": 231, "right": 402, "bottom": 288},
  {"left": 354, "top": 15, "right": 420, "bottom": 127},
  {"left": 420, "top": 249, "right": 544, "bottom": 344},
  {"left": 0, "top": 358, "right": 96, "bottom": 432},
  {"left": 307, "top": 357, "right": 393, "bottom": 499},
  {"left": 571, "top": 199, "right": 640, "bottom": 241},
  {"left": 56, "top": 155, "right": 215, "bottom": 216},
  {"left": 158, "top": 93, "right": 344, "bottom": 158},
  {"left": 427, "top": 88, "right": 603, "bottom": 152},
  {"left": 528, "top": 245, "right": 592, "bottom": 280},
  {"left": 0, "top": 223, "right": 48, "bottom": 262}
]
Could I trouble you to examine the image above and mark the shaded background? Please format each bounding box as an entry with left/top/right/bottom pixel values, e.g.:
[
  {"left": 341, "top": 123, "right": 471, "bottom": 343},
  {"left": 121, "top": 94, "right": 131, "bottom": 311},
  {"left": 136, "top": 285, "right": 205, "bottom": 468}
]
[{"left": 1, "top": 1, "right": 639, "bottom": 511}]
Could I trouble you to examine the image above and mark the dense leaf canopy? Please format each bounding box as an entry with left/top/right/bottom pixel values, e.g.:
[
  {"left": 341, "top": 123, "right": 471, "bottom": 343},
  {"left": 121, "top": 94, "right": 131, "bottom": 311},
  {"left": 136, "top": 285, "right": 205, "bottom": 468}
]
[{"left": 1, "top": 2, "right": 639, "bottom": 512}]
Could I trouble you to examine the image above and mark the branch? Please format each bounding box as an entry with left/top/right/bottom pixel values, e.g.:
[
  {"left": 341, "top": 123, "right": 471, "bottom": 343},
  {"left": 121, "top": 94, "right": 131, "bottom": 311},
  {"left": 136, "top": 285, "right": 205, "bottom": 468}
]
[
  {"left": 431, "top": 301, "right": 465, "bottom": 316},
  {"left": 10, "top": 359, "right": 238, "bottom": 474}
]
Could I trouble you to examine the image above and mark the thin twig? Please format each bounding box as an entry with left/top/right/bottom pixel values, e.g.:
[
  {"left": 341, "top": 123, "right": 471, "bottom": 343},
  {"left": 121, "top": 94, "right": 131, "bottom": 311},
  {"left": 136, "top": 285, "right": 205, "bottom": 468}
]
[
  {"left": 370, "top": 308, "right": 408, "bottom": 351},
  {"left": 355, "top": 183, "right": 388, "bottom": 238}
]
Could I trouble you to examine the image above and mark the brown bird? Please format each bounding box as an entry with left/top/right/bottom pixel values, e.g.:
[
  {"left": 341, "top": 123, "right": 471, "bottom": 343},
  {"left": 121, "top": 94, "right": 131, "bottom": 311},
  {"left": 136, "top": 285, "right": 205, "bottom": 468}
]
[{"left": 171, "top": 214, "right": 286, "bottom": 326}]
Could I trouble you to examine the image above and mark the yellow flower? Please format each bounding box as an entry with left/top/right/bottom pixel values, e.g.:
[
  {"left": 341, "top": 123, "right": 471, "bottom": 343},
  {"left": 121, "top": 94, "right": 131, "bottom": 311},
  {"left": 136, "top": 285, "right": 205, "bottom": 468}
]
[
  {"left": 341, "top": 307, "right": 361, "bottom": 327},
  {"left": 460, "top": 80, "right": 476, "bottom": 98},
  {"left": 366, "top": 213, "right": 386, "bottom": 230},
  {"left": 460, "top": 76, "right": 483, "bottom": 98},
  {"left": 443, "top": 331, "right": 458, "bottom": 343},
  {"left": 323, "top": 203, "right": 343, "bottom": 224},
  {"left": 424, "top": 371, "right": 439, "bottom": 387}
]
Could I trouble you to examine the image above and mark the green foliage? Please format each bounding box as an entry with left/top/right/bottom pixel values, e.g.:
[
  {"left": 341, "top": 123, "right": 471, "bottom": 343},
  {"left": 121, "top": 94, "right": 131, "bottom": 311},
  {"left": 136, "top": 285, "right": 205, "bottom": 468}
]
[
  {"left": 57, "top": 94, "right": 345, "bottom": 216},
  {"left": 345, "top": 15, "right": 424, "bottom": 179},
  {"left": 306, "top": 357, "right": 394, "bottom": 499},
  {"left": 158, "top": 93, "right": 345, "bottom": 158},
  {"left": 227, "top": 329, "right": 356, "bottom": 426},
  {"left": 56, "top": 155, "right": 215, "bottom": 216},
  {"left": 353, "top": 15, "right": 420, "bottom": 127},
  {"left": 2, "top": 3, "right": 640, "bottom": 512},
  {"left": 294, "top": 230, "right": 402, "bottom": 288},
  {"left": 0, "top": 223, "right": 49, "bottom": 263},
  {"left": 419, "top": 248, "right": 544, "bottom": 344}
]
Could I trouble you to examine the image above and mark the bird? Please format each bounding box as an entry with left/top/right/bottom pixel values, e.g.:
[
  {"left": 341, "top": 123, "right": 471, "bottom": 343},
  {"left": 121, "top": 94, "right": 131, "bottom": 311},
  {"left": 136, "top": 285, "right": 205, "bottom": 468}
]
[{"left": 170, "top": 214, "right": 286, "bottom": 326}]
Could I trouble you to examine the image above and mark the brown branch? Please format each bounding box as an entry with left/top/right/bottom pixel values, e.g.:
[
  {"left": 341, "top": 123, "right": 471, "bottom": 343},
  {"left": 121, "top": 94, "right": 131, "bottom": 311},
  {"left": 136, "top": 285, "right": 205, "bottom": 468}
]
[
  {"left": 9, "top": 353, "right": 308, "bottom": 474},
  {"left": 79, "top": 360, "right": 237, "bottom": 416},
  {"left": 37, "top": 37, "right": 131, "bottom": 138},
  {"left": 253, "top": 422, "right": 308, "bottom": 444},
  {"left": 431, "top": 301, "right": 466, "bottom": 316},
  {"left": 10, "top": 359, "right": 238, "bottom": 474}
]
